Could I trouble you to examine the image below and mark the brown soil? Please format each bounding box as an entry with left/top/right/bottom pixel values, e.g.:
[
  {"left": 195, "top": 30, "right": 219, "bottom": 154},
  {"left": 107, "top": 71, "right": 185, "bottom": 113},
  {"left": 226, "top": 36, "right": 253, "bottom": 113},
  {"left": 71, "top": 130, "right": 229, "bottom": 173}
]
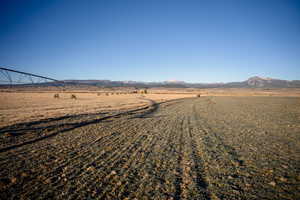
[{"left": 0, "top": 96, "right": 299, "bottom": 199}]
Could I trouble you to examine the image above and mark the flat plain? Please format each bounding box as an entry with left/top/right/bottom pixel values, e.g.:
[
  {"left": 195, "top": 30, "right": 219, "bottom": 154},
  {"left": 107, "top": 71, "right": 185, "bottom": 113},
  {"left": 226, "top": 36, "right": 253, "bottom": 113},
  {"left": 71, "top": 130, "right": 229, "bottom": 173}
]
[
  {"left": 0, "top": 89, "right": 299, "bottom": 199},
  {"left": 0, "top": 91, "right": 194, "bottom": 127}
]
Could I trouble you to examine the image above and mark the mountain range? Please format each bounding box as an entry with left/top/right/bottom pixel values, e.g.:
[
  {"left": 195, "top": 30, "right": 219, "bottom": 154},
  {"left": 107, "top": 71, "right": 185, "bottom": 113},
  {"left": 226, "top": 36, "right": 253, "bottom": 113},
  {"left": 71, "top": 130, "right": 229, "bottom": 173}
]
[{"left": 60, "top": 76, "right": 300, "bottom": 88}]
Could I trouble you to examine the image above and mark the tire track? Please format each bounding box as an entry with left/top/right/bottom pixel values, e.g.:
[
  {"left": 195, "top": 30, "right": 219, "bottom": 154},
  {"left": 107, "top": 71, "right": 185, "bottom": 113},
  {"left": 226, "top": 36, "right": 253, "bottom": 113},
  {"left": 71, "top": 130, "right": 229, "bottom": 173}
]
[
  {"left": 186, "top": 115, "right": 211, "bottom": 200},
  {"left": 174, "top": 120, "right": 184, "bottom": 200},
  {"left": 191, "top": 99, "right": 251, "bottom": 199},
  {"left": 126, "top": 117, "right": 180, "bottom": 199},
  {"left": 140, "top": 115, "right": 184, "bottom": 199},
  {"left": 131, "top": 104, "right": 187, "bottom": 199}
]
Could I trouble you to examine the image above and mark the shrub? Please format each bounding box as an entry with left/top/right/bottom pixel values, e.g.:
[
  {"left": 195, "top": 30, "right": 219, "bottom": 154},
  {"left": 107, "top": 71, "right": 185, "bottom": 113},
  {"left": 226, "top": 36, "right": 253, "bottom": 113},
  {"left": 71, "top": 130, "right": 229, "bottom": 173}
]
[
  {"left": 196, "top": 94, "right": 201, "bottom": 98},
  {"left": 71, "top": 94, "right": 77, "bottom": 100},
  {"left": 54, "top": 94, "right": 59, "bottom": 99}
]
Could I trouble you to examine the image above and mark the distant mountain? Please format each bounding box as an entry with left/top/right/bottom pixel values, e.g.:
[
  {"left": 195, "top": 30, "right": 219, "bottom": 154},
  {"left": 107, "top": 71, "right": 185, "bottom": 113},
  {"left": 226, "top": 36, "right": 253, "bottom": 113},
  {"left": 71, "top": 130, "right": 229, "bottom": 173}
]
[
  {"left": 2, "top": 76, "right": 300, "bottom": 88},
  {"left": 224, "top": 76, "right": 300, "bottom": 88},
  {"left": 164, "top": 80, "right": 186, "bottom": 84},
  {"left": 59, "top": 76, "right": 300, "bottom": 88}
]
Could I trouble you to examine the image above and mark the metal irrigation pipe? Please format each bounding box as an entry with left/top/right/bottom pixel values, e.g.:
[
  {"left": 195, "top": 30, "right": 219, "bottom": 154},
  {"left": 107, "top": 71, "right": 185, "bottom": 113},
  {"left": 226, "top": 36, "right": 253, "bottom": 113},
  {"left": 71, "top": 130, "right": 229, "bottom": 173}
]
[{"left": 0, "top": 67, "right": 64, "bottom": 83}]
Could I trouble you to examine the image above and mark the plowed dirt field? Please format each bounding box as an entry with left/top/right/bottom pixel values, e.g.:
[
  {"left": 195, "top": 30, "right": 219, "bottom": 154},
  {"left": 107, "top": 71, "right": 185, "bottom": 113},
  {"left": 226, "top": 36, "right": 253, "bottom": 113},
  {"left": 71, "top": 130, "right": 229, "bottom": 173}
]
[{"left": 0, "top": 97, "right": 299, "bottom": 200}]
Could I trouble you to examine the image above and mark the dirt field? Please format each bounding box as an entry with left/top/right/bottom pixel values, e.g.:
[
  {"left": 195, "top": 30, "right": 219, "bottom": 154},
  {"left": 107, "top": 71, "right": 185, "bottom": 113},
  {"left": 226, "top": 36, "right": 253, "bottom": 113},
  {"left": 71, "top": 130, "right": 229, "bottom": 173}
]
[{"left": 0, "top": 96, "right": 299, "bottom": 199}]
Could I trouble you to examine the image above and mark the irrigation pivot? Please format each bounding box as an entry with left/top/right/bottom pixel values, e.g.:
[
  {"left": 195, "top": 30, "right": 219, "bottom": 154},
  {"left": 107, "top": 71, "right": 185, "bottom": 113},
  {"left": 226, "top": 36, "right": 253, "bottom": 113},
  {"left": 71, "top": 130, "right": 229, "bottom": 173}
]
[{"left": 0, "top": 67, "right": 63, "bottom": 86}]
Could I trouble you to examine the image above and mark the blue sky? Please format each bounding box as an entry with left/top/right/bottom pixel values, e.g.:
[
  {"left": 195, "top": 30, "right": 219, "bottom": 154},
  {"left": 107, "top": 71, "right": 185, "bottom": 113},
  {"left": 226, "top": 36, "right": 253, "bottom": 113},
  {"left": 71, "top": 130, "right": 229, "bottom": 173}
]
[{"left": 0, "top": 0, "right": 299, "bottom": 82}]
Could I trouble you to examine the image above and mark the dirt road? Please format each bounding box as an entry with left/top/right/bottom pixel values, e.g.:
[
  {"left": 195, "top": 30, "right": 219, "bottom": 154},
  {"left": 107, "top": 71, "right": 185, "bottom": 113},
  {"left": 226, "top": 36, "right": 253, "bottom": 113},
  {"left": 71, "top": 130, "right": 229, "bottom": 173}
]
[{"left": 0, "top": 97, "right": 299, "bottom": 199}]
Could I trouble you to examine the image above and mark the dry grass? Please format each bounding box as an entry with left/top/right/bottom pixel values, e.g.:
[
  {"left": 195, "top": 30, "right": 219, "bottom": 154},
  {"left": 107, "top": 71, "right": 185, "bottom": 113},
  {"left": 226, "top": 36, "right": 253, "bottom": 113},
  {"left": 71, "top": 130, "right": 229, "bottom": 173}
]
[{"left": 0, "top": 91, "right": 193, "bottom": 127}]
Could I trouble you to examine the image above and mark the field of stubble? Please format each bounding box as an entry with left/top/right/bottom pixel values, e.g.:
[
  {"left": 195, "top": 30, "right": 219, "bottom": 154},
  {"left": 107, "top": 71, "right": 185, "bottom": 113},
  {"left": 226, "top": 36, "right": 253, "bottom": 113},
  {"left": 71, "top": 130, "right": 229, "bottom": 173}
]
[{"left": 0, "top": 96, "right": 299, "bottom": 200}]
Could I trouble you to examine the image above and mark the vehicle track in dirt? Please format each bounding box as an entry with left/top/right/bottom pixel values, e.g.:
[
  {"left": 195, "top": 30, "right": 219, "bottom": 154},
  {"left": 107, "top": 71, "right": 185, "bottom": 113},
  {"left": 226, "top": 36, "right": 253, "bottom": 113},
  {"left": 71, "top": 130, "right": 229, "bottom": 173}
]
[{"left": 0, "top": 97, "right": 299, "bottom": 200}]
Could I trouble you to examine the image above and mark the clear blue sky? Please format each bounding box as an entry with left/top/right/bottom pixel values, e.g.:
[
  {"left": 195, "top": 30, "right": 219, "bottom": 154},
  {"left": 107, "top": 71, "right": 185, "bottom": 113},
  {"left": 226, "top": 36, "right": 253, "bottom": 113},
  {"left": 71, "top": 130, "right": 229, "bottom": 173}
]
[{"left": 1, "top": 0, "right": 299, "bottom": 82}]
